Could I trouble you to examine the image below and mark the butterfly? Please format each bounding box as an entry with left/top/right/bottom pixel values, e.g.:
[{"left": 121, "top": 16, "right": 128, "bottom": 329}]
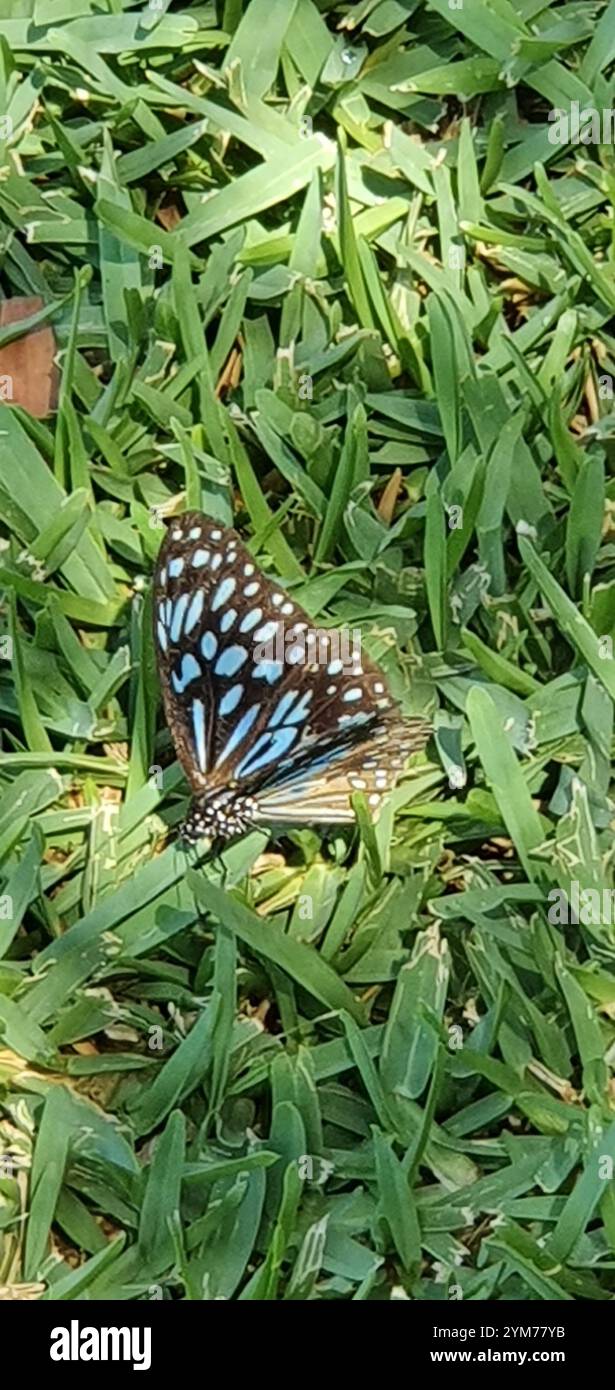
[{"left": 153, "top": 511, "right": 430, "bottom": 842}]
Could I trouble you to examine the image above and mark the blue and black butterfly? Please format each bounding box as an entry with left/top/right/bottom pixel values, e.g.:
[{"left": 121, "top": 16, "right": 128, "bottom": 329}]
[{"left": 154, "top": 511, "right": 430, "bottom": 842}]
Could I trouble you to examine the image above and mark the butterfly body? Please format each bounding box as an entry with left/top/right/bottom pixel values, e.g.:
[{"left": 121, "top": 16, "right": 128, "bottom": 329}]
[{"left": 154, "top": 511, "right": 429, "bottom": 842}]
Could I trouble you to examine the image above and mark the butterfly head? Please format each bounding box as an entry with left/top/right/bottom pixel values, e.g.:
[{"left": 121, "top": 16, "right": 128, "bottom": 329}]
[{"left": 180, "top": 788, "right": 257, "bottom": 844}]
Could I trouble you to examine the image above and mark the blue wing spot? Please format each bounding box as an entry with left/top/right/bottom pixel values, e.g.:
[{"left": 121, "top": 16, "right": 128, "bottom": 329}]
[
  {"left": 185, "top": 590, "right": 205, "bottom": 634},
  {"left": 156, "top": 620, "right": 168, "bottom": 652},
  {"left": 343, "top": 687, "right": 363, "bottom": 702},
  {"left": 192, "top": 698, "right": 207, "bottom": 773},
  {"left": 236, "top": 725, "right": 298, "bottom": 778},
  {"left": 212, "top": 577, "right": 236, "bottom": 612},
  {"left": 268, "top": 741, "right": 351, "bottom": 789},
  {"left": 201, "top": 631, "right": 218, "bottom": 661},
  {"left": 267, "top": 691, "right": 298, "bottom": 729},
  {"left": 215, "top": 703, "right": 260, "bottom": 768},
  {"left": 170, "top": 594, "right": 189, "bottom": 643},
  {"left": 286, "top": 690, "right": 313, "bottom": 724},
  {"left": 328, "top": 659, "right": 343, "bottom": 676},
  {"left": 287, "top": 643, "right": 304, "bottom": 665},
  {"left": 192, "top": 548, "right": 210, "bottom": 568},
  {"left": 243, "top": 582, "right": 259, "bottom": 597},
  {"left": 239, "top": 607, "right": 262, "bottom": 633},
  {"left": 189, "top": 526, "right": 201, "bottom": 540},
  {"left": 211, "top": 554, "right": 223, "bottom": 571},
  {"left": 211, "top": 529, "right": 223, "bottom": 540},
  {"left": 219, "top": 683, "right": 243, "bottom": 717},
  {"left": 159, "top": 567, "right": 167, "bottom": 585},
  {"left": 338, "top": 711, "right": 370, "bottom": 727},
  {"left": 164, "top": 599, "right": 173, "bottom": 627},
  {"left": 172, "top": 654, "right": 201, "bottom": 693},
  {"left": 169, "top": 558, "right": 184, "bottom": 578},
  {"left": 253, "top": 621, "right": 279, "bottom": 645},
  {"left": 215, "top": 645, "right": 248, "bottom": 678},
  {"left": 254, "top": 660, "right": 284, "bottom": 684},
  {"left": 220, "top": 607, "right": 237, "bottom": 633}
]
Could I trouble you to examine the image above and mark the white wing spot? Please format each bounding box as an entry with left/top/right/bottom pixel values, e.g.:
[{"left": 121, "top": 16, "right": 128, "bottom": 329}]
[{"left": 192, "top": 548, "right": 210, "bottom": 568}]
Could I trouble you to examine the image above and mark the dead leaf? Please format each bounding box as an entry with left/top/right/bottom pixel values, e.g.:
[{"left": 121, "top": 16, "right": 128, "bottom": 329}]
[
  {"left": 215, "top": 345, "right": 242, "bottom": 398},
  {"left": 377, "top": 467, "right": 403, "bottom": 523},
  {"left": 156, "top": 203, "right": 182, "bottom": 231},
  {"left": 0, "top": 297, "right": 58, "bottom": 418}
]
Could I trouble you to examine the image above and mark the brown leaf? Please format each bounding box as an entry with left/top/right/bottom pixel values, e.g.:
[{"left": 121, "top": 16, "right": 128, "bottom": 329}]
[
  {"left": 0, "top": 297, "right": 58, "bottom": 418},
  {"left": 156, "top": 202, "right": 182, "bottom": 231},
  {"left": 377, "top": 467, "right": 403, "bottom": 524},
  {"left": 215, "top": 345, "right": 242, "bottom": 398}
]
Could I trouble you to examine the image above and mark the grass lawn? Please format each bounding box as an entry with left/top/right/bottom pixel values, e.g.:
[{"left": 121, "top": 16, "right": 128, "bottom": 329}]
[{"left": 1, "top": 0, "right": 615, "bottom": 1303}]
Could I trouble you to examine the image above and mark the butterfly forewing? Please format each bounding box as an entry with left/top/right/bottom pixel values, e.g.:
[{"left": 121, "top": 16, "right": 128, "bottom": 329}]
[{"left": 154, "top": 511, "right": 430, "bottom": 838}]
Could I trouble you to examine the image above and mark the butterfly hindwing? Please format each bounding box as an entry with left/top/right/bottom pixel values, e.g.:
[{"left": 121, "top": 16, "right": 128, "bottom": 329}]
[
  {"left": 251, "top": 717, "right": 427, "bottom": 822},
  {"left": 154, "top": 511, "right": 430, "bottom": 838}
]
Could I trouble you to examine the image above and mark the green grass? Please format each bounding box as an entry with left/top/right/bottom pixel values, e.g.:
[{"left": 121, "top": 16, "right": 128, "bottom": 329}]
[{"left": 1, "top": 0, "right": 615, "bottom": 1302}]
